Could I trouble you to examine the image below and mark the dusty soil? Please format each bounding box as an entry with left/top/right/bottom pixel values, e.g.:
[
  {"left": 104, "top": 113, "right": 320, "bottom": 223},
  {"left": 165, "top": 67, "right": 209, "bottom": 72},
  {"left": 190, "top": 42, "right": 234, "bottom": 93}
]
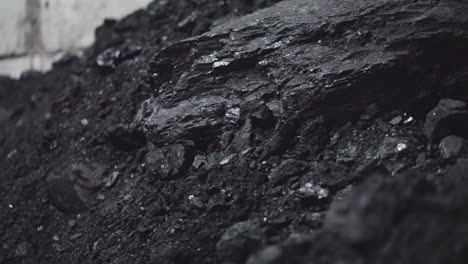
[{"left": 1, "top": 0, "right": 468, "bottom": 264}]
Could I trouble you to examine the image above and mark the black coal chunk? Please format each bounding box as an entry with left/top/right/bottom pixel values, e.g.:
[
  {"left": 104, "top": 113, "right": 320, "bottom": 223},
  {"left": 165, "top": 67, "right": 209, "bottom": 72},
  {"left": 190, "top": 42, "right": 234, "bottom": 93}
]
[
  {"left": 439, "top": 135, "right": 464, "bottom": 159},
  {"left": 143, "top": 96, "right": 237, "bottom": 145},
  {"left": 46, "top": 173, "right": 89, "bottom": 213},
  {"left": 268, "top": 159, "right": 308, "bottom": 185},
  {"left": 96, "top": 47, "right": 121, "bottom": 69},
  {"left": 228, "top": 119, "right": 253, "bottom": 152},
  {"left": 251, "top": 104, "right": 275, "bottom": 127},
  {"left": 46, "top": 163, "right": 104, "bottom": 213},
  {"left": 260, "top": 122, "right": 296, "bottom": 159},
  {"left": 145, "top": 142, "right": 194, "bottom": 180},
  {"left": 423, "top": 99, "right": 468, "bottom": 142},
  {"left": 295, "top": 182, "right": 330, "bottom": 202}
]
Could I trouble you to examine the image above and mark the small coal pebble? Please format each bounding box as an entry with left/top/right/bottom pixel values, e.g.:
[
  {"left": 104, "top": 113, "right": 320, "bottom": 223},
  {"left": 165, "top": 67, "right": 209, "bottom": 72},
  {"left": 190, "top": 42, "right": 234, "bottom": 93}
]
[
  {"left": 389, "top": 116, "right": 403, "bottom": 125},
  {"left": 219, "top": 154, "right": 236, "bottom": 165},
  {"left": 192, "top": 155, "right": 208, "bottom": 169},
  {"left": 295, "top": 182, "right": 329, "bottom": 201},
  {"left": 15, "top": 242, "right": 30, "bottom": 257},
  {"left": 396, "top": 143, "right": 407, "bottom": 152},
  {"left": 96, "top": 48, "right": 121, "bottom": 69},
  {"left": 7, "top": 149, "right": 17, "bottom": 159},
  {"left": 300, "top": 212, "right": 324, "bottom": 228},
  {"left": 378, "top": 137, "right": 408, "bottom": 159},
  {"left": 188, "top": 195, "right": 205, "bottom": 209},
  {"left": 403, "top": 116, "right": 414, "bottom": 124},
  {"left": 104, "top": 171, "right": 120, "bottom": 188},
  {"left": 70, "top": 233, "right": 83, "bottom": 241},
  {"left": 120, "top": 43, "right": 142, "bottom": 60},
  {"left": 225, "top": 105, "right": 241, "bottom": 124},
  {"left": 68, "top": 220, "right": 77, "bottom": 228},
  {"left": 80, "top": 119, "right": 89, "bottom": 126},
  {"left": 145, "top": 143, "right": 194, "bottom": 180},
  {"left": 439, "top": 135, "right": 464, "bottom": 159}
]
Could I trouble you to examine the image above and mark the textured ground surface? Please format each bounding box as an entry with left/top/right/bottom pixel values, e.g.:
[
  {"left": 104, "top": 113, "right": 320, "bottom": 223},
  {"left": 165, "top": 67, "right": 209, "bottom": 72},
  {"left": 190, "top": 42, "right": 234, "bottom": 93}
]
[{"left": 1, "top": 0, "right": 468, "bottom": 263}]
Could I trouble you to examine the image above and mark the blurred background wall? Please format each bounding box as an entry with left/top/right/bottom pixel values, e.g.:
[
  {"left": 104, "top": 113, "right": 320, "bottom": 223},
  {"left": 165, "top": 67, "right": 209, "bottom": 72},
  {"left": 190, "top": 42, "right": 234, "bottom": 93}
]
[{"left": 0, "top": 0, "right": 152, "bottom": 78}]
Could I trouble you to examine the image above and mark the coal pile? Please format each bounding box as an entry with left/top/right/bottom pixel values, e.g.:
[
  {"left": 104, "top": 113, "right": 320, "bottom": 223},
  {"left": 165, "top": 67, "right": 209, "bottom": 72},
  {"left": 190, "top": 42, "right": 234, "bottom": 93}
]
[{"left": 1, "top": 0, "right": 468, "bottom": 263}]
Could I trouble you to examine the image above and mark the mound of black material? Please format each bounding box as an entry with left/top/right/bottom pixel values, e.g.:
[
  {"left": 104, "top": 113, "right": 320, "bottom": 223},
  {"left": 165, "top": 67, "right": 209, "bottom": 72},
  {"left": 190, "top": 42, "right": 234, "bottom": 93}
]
[{"left": 1, "top": 0, "right": 468, "bottom": 263}]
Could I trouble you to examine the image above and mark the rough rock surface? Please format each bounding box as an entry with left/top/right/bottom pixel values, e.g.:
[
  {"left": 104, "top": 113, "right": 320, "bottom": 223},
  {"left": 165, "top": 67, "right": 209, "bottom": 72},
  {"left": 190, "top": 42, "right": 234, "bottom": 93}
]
[
  {"left": 424, "top": 99, "right": 468, "bottom": 141},
  {"left": 1, "top": 0, "right": 468, "bottom": 263},
  {"left": 439, "top": 135, "right": 465, "bottom": 159},
  {"left": 145, "top": 142, "right": 194, "bottom": 179}
]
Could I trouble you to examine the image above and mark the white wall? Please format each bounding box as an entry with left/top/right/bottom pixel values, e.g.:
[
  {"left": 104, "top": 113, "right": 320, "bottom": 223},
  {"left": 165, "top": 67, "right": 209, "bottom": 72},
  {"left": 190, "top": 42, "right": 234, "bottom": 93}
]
[
  {"left": 0, "top": 0, "right": 153, "bottom": 78},
  {"left": 0, "top": 1, "right": 27, "bottom": 57}
]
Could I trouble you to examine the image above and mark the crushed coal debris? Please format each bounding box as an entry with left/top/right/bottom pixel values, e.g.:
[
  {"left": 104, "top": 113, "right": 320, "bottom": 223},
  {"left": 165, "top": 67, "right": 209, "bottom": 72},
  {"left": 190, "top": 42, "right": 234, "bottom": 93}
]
[{"left": 1, "top": 0, "right": 468, "bottom": 263}]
